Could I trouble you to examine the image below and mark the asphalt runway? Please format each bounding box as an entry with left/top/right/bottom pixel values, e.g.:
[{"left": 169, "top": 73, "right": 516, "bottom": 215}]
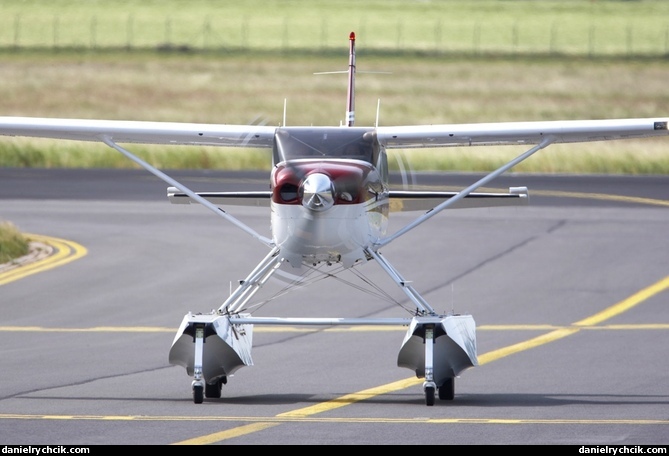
[{"left": 1, "top": 169, "right": 668, "bottom": 445}]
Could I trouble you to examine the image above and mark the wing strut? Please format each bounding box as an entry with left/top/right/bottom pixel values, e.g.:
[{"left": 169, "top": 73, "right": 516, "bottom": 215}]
[
  {"left": 99, "top": 135, "right": 274, "bottom": 247},
  {"left": 366, "top": 248, "right": 437, "bottom": 315},
  {"left": 375, "top": 136, "right": 556, "bottom": 248},
  {"left": 218, "top": 245, "right": 283, "bottom": 315}
]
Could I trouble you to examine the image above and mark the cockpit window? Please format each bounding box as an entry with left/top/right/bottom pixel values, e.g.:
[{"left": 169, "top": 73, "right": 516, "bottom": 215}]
[{"left": 273, "top": 127, "right": 377, "bottom": 164}]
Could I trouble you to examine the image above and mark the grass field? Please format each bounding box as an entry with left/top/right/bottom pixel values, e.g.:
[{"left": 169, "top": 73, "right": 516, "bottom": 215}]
[
  {"left": 0, "top": 0, "right": 668, "bottom": 174},
  {"left": 1, "top": 51, "right": 668, "bottom": 174}
]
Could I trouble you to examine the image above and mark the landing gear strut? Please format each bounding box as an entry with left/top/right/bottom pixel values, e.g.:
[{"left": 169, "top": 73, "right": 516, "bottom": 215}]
[{"left": 423, "top": 324, "right": 437, "bottom": 406}]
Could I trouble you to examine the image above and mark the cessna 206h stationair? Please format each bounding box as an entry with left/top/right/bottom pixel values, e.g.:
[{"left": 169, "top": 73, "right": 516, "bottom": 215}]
[{"left": 0, "top": 33, "right": 667, "bottom": 406}]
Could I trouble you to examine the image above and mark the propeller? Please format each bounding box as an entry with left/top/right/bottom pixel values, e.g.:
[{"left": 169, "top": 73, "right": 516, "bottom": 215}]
[{"left": 299, "top": 172, "right": 335, "bottom": 211}]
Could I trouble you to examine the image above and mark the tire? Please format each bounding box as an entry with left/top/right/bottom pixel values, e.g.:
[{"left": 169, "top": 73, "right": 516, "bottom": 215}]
[
  {"left": 425, "top": 386, "right": 435, "bottom": 406},
  {"left": 205, "top": 380, "right": 222, "bottom": 398},
  {"left": 193, "top": 384, "right": 204, "bottom": 404},
  {"left": 438, "top": 378, "right": 454, "bottom": 401}
]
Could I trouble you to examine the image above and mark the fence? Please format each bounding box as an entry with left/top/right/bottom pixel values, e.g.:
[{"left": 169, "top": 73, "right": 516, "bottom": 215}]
[{"left": 1, "top": 15, "right": 669, "bottom": 57}]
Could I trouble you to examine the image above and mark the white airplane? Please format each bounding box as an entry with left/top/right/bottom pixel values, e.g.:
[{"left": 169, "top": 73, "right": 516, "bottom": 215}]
[{"left": 0, "top": 32, "right": 667, "bottom": 406}]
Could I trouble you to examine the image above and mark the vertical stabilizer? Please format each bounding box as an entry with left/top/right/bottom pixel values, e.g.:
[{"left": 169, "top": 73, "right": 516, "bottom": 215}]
[{"left": 346, "top": 32, "right": 356, "bottom": 127}]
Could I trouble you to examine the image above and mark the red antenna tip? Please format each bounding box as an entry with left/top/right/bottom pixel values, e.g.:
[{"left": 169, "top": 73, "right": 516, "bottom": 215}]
[{"left": 349, "top": 32, "right": 355, "bottom": 40}]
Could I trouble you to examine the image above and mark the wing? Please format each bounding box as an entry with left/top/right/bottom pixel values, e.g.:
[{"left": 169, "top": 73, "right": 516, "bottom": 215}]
[
  {"left": 376, "top": 118, "right": 669, "bottom": 148},
  {"left": 0, "top": 116, "right": 277, "bottom": 148},
  {"left": 373, "top": 117, "right": 669, "bottom": 247},
  {"left": 1, "top": 116, "right": 666, "bottom": 149},
  {"left": 0, "top": 116, "right": 278, "bottom": 246}
]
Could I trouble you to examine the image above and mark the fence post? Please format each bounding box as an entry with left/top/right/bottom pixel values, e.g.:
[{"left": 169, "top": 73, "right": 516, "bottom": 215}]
[
  {"left": 91, "top": 16, "right": 97, "bottom": 49},
  {"left": 396, "top": 19, "right": 403, "bottom": 50},
  {"left": 165, "top": 17, "right": 172, "bottom": 46},
  {"left": 243, "top": 18, "right": 248, "bottom": 49},
  {"left": 320, "top": 17, "right": 327, "bottom": 50},
  {"left": 473, "top": 23, "right": 480, "bottom": 54},
  {"left": 203, "top": 18, "right": 210, "bottom": 49},
  {"left": 53, "top": 16, "right": 59, "bottom": 49},
  {"left": 282, "top": 17, "right": 288, "bottom": 51},
  {"left": 13, "top": 14, "right": 20, "bottom": 49},
  {"left": 126, "top": 15, "right": 133, "bottom": 50}
]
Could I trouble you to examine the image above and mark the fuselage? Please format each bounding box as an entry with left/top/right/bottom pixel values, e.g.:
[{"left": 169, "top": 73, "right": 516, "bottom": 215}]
[{"left": 269, "top": 127, "right": 389, "bottom": 267}]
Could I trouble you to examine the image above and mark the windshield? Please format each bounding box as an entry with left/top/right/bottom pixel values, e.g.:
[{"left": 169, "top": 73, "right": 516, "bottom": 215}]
[{"left": 273, "top": 127, "right": 377, "bottom": 164}]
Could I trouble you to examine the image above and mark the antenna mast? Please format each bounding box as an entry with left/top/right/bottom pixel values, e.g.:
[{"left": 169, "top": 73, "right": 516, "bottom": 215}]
[{"left": 346, "top": 31, "right": 356, "bottom": 127}]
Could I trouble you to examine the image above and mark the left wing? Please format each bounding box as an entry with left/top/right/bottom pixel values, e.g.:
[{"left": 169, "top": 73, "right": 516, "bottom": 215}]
[
  {"left": 376, "top": 118, "right": 669, "bottom": 148},
  {"left": 373, "top": 117, "right": 669, "bottom": 247},
  {"left": 0, "top": 116, "right": 276, "bottom": 148}
]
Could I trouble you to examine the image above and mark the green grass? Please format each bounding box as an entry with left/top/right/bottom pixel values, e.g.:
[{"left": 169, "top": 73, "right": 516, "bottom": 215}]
[{"left": 0, "top": 222, "right": 30, "bottom": 264}]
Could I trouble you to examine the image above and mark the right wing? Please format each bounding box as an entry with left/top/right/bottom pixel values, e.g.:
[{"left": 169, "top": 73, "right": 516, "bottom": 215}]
[{"left": 0, "top": 116, "right": 278, "bottom": 246}]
